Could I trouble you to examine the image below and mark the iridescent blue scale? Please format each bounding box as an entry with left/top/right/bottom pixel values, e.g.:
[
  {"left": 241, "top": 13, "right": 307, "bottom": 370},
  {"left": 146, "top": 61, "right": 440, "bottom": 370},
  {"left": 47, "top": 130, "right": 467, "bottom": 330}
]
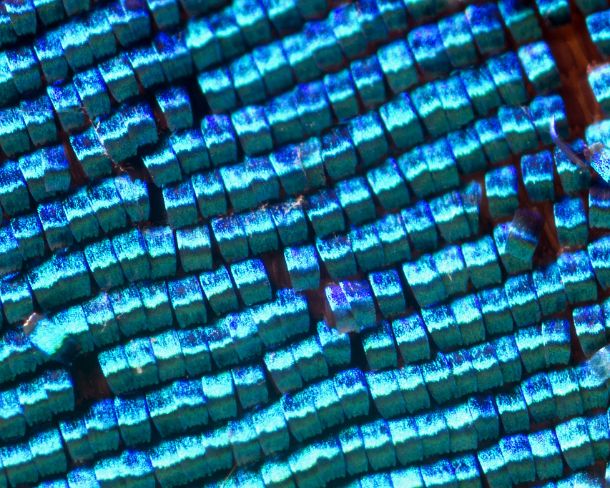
[
  {"left": 506, "top": 210, "right": 541, "bottom": 266},
  {"left": 438, "top": 11, "right": 477, "bottom": 69},
  {"left": 296, "top": 80, "right": 332, "bottom": 137},
  {"left": 426, "top": 139, "right": 460, "bottom": 193},
  {"left": 493, "top": 223, "right": 527, "bottom": 275},
  {"left": 499, "top": 0, "right": 542, "bottom": 44},
  {"left": 9, "top": 214, "right": 44, "bottom": 264},
  {"left": 289, "top": 335, "right": 326, "bottom": 384},
  {"left": 202, "top": 316, "right": 239, "bottom": 367},
  {"left": 0, "top": 107, "right": 30, "bottom": 157},
  {"left": 466, "top": 3, "right": 507, "bottom": 56},
  {"left": 154, "top": 32, "right": 193, "bottom": 82},
  {"left": 420, "top": 353, "right": 456, "bottom": 405},
  {"left": 361, "top": 419, "right": 396, "bottom": 471},
  {"left": 0, "top": 161, "right": 29, "bottom": 215},
  {"left": 61, "top": 187, "right": 99, "bottom": 243},
  {"left": 447, "top": 348, "right": 478, "bottom": 398},
  {"left": 394, "top": 147, "right": 430, "bottom": 201},
  {"left": 211, "top": 215, "right": 249, "bottom": 263},
  {"left": 514, "top": 325, "right": 545, "bottom": 374},
  {"left": 306, "top": 20, "right": 343, "bottom": 72},
  {"left": 495, "top": 388, "right": 529, "bottom": 435},
  {"left": 476, "top": 117, "right": 511, "bottom": 164},
  {"left": 112, "top": 229, "right": 151, "bottom": 283},
  {"left": 142, "top": 226, "right": 176, "bottom": 279},
  {"left": 557, "top": 250, "right": 598, "bottom": 304},
  {"left": 151, "top": 330, "right": 186, "bottom": 382},
  {"left": 188, "top": 171, "right": 225, "bottom": 220},
  {"left": 201, "top": 114, "right": 238, "bottom": 167},
  {"left": 84, "top": 238, "right": 124, "bottom": 290},
  {"left": 169, "top": 129, "right": 209, "bottom": 175},
  {"left": 411, "top": 83, "right": 449, "bottom": 139},
  {"left": 460, "top": 66, "right": 500, "bottom": 120},
  {"left": 389, "top": 315, "right": 428, "bottom": 365},
  {"left": 199, "top": 265, "right": 239, "bottom": 316},
  {"left": 414, "top": 411, "right": 450, "bottom": 461},
  {"left": 488, "top": 53, "right": 527, "bottom": 106},
  {"left": 461, "top": 236, "right": 502, "bottom": 291},
  {"left": 587, "top": 9, "right": 610, "bottom": 57},
  {"left": 176, "top": 328, "right": 211, "bottom": 377},
  {"left": 518, "top": 41, "right": 560, "bottom": 93},
  {"left": 1, "top": 442, "right": 38, "bottom": 486},
  {"left": 401, "top": 201, "right": 438, "bottom": 252},
  {"left": 430, "top": 191, "right": 470, "bottom": 243},
  {"left": 588, "top": 239, "right": 610, "bottom": 294},
  {"left": 87, "top": 10, "right": 116, "bottom": 61},
  {"left": 381, "top": 95, "right": 424, "bottom": 154},
  {"left": 494, "top": 338, "right": 522, "bottom": 387},
  {"left": 575, "top": 362, "right": 607, "bottom": 411},
  {"left": 319, "top": 129, "right": 354, "bottom": 183},
  {"left": 18, "top": 150, "right": 47, "bottom": 207},
  {"left": 399, "top": 363, "right": 431, "bottom": 414},
  {"left": 6, "top": 46, "right": 41, "bottom": 96},
  {"left": 555, "top": 417, "right": 595, "bottom": 471},
  {"left": 549, "top": 369, "right": 583, "bottom": 425},
  {"left": 73, "top": 69, "right": 110, "bottom": 120},
  {"left": 20, "top": 94, "right": 57, "bottom": 147},
  {"left": 113, "top": 396, "right": 151, "bottom": 447},
  {"left": 541, "top": 321, "right": 570, "bottom": 372},
  {"left": 225, "top": 312, "right": 264, "bottom": 369},
  {"left": 185, "top": 17, "right": 220, "bottom": 72},
  {"left": 198, "top": 67, "right": 235, "bottom": 114},
  {"left": 350, "top": 225, "right": 382, "bottom": 275},
  {"left": 531, "top": 94, "right": 567, "bottom": 145},
  {"left": 436, "top": 76, "right": 474, "bottom": 131},
  {"left": 498, "top": 106, "right": 539, "bottom": 154},
  {"left": 142, "top": 139, "right": 182, "bottom": 187},
  {"left": 107, "top": 286, "right": 146, "bottom": 339},
  {"left": 536, "top": 0, "right": 571, "bottom": 25},
  {"left": 589, "top": 184, "right": 610, "bottom": 231},
  {"left": 60, "top": 418, "right": 94, "bottom": 463},
  {"left": 472, "top": 342, "right": 504, "bottom": 391},
  {"left": 162, "top": 181, "right": 199, "bottom": 229},
  {"left": 168, "top": 276, "right": 207, "bottom": 328},
  {"left": 233, "top": 106, "right": 273, "bottom": 156},
  {"left": 408, "top": 24, "right": 451, "bottom": 79},
  {"left": 453, "top": 294, "right": 486, "bottom": 346},
  {"left": 351, "top": 57, "right": 385, "bottom": 110},
  {"left": 521, "top": 150, "right": 554, "bottom": 202},
  {"left": 122, "top": 337, "right": 158, "bottom": 391},
  {"left": 268, "top": 145, "right": 307, "bottom": 197}
]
